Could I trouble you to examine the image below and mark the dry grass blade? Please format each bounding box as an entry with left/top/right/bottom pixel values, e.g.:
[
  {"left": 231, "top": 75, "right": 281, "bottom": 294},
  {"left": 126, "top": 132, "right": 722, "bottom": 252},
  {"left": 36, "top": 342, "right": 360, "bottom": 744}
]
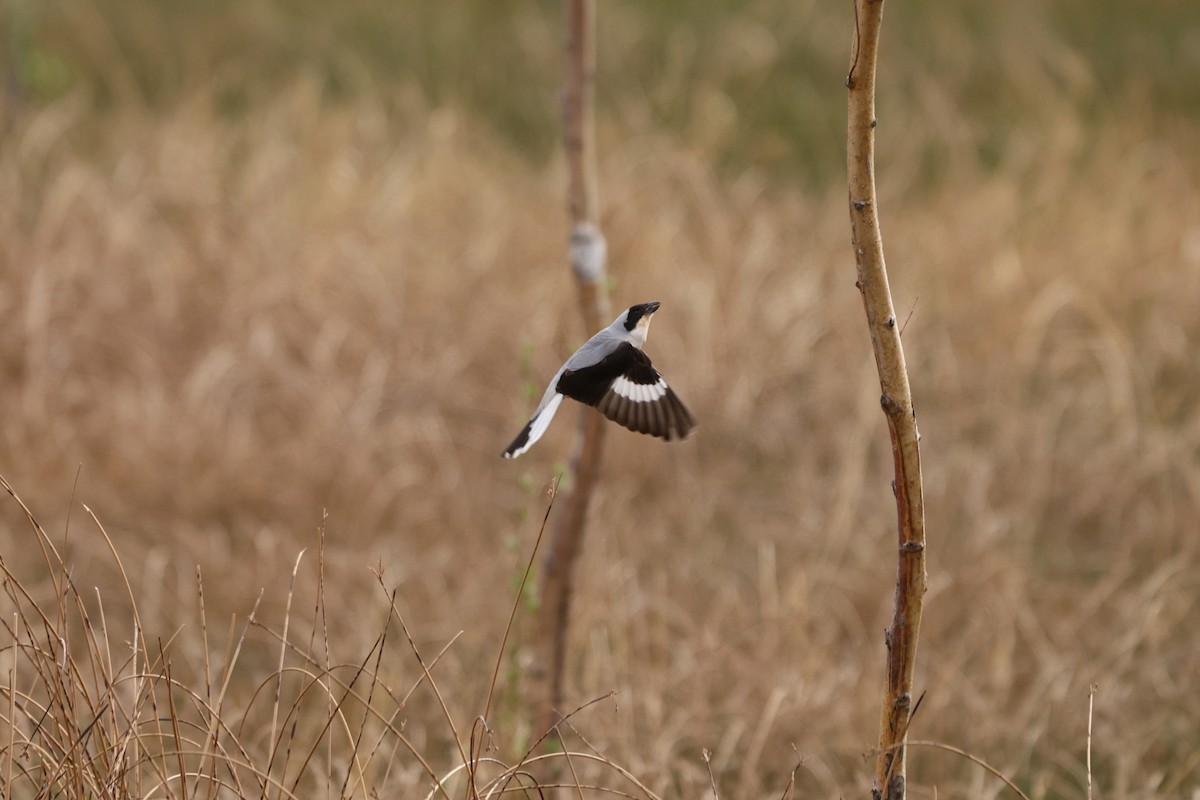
[
  {"left": 469, "top": 480, "right": 560, "bottom": 789},
  {"left": 736, "top": 685, "right": 787, "bottom": 797},
  {"left": 265, "top": 547, "right": 306, "bottom": 789},
  {"left": 490, "top": 783, "right": 641, "bottom": 799},
  {"left": 548, "top": 703, "right": 663, "bottom": 800},
  {"left": 334, "top": 626, "right": 383, "bottom": 797},
  {"left": 311, "top": 517, "right": 333, "bottom": 798},
  {"left": 1086, "top": 683, "right": 1097, "bottom": 800},
  {"left": 383, "top": 589, "right": 463, "bottom": 800},
  {"left": 703, "top": 747, "right": 719, "bottom": 798},
  {"left": 485, "top": 477, "right": 556, "bottom": 727},
  {"left": 215, "top": 592, "right": 265, "bottom": 799},
  {"left": 80, "top": 504, "right": 146, "bottom": 648},
  {"left": 1, "top": 475, "right": 66, "bottom": 588},
  {"left": 6, "top": 611, "right": 16, "bottom": 793},
  {"left": 299, "top": 625, "right": 389, "bottom": 796},
  {"left": 398, "top": 631, "right": 464, "bottom": 708},
  {"left": 195, "top": 566, "right": 214, "bottom": 800},
  {"left": 900, "top": 741, "right": 1032, "bottom": 800},
  {"left": 493, "top": 752, "right": 661, "bottom": 800},
  {"left": 777, "top": 754, "right": 804, "bottom": 800},
  {"left": 482, "top": 692, "right": 648, "bottom": 800},
  {"left": 160, "top": 639, "right": 190, "bottom": 800}
]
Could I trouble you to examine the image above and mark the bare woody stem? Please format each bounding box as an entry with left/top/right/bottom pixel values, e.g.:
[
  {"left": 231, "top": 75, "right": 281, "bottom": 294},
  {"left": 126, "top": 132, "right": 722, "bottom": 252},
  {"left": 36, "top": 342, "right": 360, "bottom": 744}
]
[
  {"left": 534, "top": 0, "right": 611, "bottom": 742},
  {"left": 846, "top": 2, "right": 928, "bottom": 799},
  {"left": 563, "top": 0, "right": 598, "bottom": 227}
]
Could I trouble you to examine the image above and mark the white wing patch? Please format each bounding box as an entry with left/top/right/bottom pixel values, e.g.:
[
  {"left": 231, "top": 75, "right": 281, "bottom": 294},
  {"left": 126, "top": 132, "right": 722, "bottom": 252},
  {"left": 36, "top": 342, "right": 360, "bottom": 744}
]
[{"left": 612, "top": 375, "right": 668, "bottom": 403}]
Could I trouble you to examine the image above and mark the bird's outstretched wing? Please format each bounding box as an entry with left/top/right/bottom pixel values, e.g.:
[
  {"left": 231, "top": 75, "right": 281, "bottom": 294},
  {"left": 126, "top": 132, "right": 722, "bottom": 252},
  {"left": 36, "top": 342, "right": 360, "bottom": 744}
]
[{"left": 556, "top": 342, "right": 695, "bottom": 441}]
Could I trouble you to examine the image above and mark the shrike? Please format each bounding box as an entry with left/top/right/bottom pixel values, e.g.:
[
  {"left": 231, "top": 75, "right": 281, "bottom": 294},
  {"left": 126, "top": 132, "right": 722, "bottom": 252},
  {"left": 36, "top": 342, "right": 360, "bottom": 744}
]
[{"left": 503, "top": 301, "right": 695, "bottom": 458}]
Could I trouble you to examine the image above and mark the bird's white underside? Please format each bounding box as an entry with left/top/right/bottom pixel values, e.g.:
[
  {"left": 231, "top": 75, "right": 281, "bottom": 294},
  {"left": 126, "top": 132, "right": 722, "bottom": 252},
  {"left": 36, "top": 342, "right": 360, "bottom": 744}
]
[{"left": 612, "top": 375, "right": 668, "bottom": 403}]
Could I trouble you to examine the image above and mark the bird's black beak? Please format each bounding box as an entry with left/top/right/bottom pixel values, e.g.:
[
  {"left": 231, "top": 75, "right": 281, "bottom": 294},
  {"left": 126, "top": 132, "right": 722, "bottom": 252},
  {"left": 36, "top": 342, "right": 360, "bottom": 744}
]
[{"left": 643, "top": 301, "right": 661, "bottom": 315}]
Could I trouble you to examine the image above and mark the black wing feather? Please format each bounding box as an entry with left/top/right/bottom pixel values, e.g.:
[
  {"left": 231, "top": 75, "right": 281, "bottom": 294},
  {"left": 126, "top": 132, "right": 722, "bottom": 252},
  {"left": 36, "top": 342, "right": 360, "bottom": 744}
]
[
  {"left": 557, "top": 342, "right": 695, "bottom": 442},
  {"left": 556, "top": 343, "right": 655, "bottom": 404}
]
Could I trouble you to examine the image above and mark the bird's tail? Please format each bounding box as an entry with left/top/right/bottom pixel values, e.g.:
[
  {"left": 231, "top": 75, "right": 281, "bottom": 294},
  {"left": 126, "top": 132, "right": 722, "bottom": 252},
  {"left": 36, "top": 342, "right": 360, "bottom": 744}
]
[{"left": 502, "top": 393, "right": 564, "bottom": 458}]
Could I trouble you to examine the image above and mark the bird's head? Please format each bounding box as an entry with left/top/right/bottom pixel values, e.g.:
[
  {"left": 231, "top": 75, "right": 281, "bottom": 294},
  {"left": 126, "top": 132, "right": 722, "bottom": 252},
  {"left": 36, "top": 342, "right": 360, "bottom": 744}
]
[
  {"left": 621, "top": 301, "right": 660, "bottom": 331},
  {"left": 619, "top": 301, "right": 660, "bottom": 345}
]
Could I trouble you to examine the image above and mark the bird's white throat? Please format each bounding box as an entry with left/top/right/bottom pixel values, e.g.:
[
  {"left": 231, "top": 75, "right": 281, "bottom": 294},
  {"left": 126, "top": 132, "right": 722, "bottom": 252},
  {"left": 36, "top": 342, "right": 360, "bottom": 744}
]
[{"left": 630, "top": 314, "right": 652, "bottom": 347}]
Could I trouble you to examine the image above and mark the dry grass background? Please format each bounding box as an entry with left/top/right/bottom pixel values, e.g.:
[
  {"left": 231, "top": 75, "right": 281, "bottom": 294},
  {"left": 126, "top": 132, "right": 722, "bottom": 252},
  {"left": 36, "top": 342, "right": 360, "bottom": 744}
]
[{"left": 2, "top": 0, "right": 1200, "bottom": 797}]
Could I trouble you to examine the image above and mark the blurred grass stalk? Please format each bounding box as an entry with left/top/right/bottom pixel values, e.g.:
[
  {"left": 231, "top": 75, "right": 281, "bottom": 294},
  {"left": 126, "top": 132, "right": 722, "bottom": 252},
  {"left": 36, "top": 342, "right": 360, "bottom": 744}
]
[
  {"left": 532, "top": 0, "right": 612, "bottom": 748},
  {"left": 846, "top": 2, "right": 928, "bottom": 798}
]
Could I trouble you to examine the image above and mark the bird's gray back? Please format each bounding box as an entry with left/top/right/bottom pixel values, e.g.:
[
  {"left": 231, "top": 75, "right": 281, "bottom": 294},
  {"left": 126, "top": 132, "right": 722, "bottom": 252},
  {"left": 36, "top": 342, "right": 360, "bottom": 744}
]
[
  {"left": 531, "top": 318, "right": 631, "bottom": 414},
  {"left": 564, "top": 327, "right": 626, "bottom": 371}
]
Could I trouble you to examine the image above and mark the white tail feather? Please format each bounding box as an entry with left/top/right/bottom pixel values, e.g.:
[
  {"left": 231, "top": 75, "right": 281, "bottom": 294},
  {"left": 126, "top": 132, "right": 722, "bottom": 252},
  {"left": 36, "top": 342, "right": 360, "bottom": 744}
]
[{"left": 505, "top": 392, "right": 564, "bottom": 459}]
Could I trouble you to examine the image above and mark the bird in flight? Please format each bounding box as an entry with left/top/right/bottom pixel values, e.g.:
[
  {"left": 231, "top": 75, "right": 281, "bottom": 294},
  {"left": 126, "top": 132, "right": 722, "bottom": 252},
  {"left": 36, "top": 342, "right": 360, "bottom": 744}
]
[{"left": 503, "top": 301, "right": 696, "bottom": 459}]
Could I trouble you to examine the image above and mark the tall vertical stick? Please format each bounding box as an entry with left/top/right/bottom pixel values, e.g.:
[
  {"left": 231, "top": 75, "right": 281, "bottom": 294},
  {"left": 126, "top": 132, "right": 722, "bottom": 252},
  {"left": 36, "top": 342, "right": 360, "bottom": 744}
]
[
  {"left": 534, "top": 0, "right": 610, "bottom": 740},
  {"left": 845, "top": 2, "right": 928, "bottom": 799}
]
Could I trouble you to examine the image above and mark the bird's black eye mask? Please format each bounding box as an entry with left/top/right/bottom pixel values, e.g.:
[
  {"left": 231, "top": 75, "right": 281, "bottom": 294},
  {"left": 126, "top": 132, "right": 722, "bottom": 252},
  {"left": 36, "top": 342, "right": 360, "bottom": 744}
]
[{"left": 623, "top": 301, "right": 660, "bottom": 331}]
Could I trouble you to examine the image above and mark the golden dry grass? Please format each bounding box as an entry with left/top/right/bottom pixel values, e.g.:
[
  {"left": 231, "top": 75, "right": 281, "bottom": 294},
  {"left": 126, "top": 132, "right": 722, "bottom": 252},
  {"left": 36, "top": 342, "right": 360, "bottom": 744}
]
[{"left": 3, "top": 2, "right": 1200, "bottom": 798}]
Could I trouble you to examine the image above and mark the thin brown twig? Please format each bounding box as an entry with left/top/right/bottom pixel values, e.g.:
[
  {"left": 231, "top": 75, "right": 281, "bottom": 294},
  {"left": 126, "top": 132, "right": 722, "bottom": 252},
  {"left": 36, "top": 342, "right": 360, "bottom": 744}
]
[{"left": 845, "top": 2, "right": 928, "bottom": 797}]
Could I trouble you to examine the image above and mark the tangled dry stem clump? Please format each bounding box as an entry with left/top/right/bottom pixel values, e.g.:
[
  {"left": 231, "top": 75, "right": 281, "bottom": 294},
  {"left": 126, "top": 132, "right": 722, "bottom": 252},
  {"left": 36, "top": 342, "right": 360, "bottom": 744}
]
[{"left": 0, "top": 476, "right": 663, "bottom": 799}]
